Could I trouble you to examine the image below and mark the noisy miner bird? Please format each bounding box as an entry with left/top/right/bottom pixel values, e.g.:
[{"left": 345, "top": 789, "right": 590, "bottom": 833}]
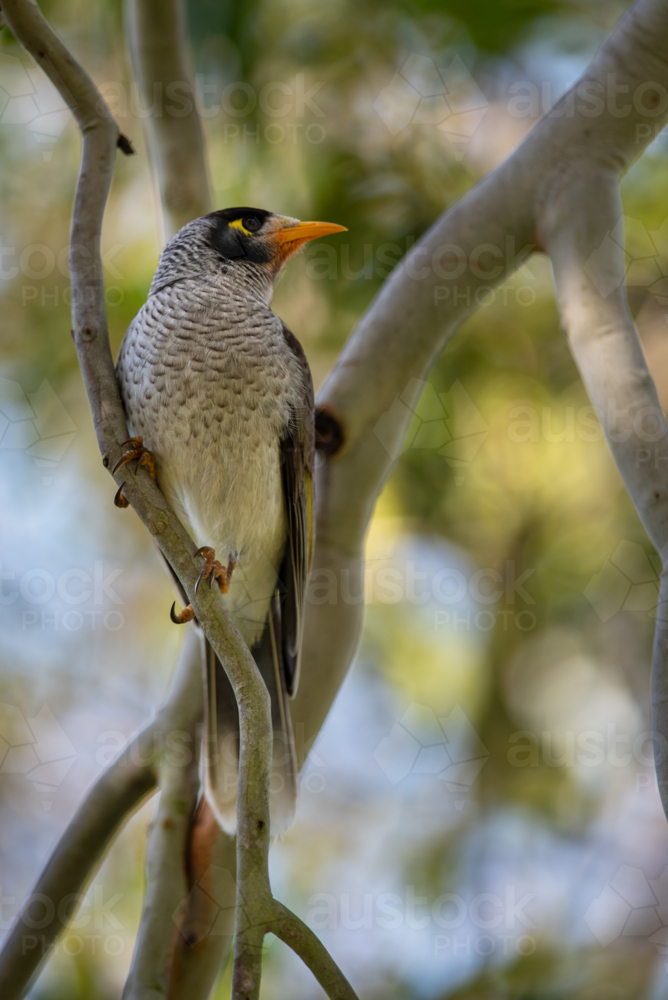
[{"left": 115, "top": 208, "right": 346, "bottom": 834}]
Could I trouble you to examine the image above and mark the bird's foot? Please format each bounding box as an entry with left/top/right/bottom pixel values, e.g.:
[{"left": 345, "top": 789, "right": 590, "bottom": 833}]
[
  {"left": 113, "top": 436, "right": 157, "bottom": 508},
  {"left": 170, "top": 602, "right": 196, "bottom": 625},
  {"left": 194, "top": 547, "right": 237, "bottom": 596},
  {"left": 170, "top": 550, "right": 236, "bottom": 624}
]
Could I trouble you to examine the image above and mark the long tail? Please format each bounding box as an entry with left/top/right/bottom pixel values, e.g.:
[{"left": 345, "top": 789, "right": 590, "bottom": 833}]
[{"left": 202, "top": 592, "right": 298, "bottom": 836}]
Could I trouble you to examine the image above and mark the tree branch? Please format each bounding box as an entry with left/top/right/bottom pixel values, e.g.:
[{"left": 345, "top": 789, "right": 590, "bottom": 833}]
[
  {"left": 122, "top": 629, "right": 204, "bottom": 1000},
  {"left": 125, "top": 0, "right": 213, "bottom": 236},
  {"left": 541, "top": 167, "right": 668, "bottom": 812},
  {"left": 269, "top": 902, "right": 358, "bottom": 1000},
  {"left": 0, "top": 5, "right": 283, "bottom": 999},
  {"left": 0, "top": 618, "right": 204, "bottom": 998},
  {"left": 167, "top": 801, "right": 237, "bottom": 1000},
  {"left": 296, "top": 0, "right": 668, "bottom": 763},
  {"left": 0, "top": 738, "right": 153, "bottom": 999},
  {"left": 122, "top": 4, "right": 234, "bottom": 994},
  {"left": 5, "top": 0, "right": 668, "bottom": 995}
]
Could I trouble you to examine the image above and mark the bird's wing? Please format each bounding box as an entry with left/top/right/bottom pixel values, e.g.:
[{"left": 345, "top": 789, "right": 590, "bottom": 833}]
[
  {"left": 278, "top": 321, "right": 315, "bottom": 696},
  {"left": 148, "top": 319, "right": 314, "bottom": 834}
]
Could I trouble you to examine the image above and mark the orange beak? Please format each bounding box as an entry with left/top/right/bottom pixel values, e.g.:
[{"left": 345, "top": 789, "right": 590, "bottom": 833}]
[{"left": 275, "top": 221, "right": 348, "bottom": 245}]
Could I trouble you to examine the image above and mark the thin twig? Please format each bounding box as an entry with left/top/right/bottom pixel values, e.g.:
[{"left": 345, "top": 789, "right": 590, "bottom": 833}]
[{"left": 270, "top": 901, "right": 358, "bottom": 1000}]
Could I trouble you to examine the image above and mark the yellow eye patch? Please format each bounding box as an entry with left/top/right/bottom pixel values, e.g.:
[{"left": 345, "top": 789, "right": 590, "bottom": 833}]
[{"left": 230, "top": 218, "right": 253, "bottom": 235}]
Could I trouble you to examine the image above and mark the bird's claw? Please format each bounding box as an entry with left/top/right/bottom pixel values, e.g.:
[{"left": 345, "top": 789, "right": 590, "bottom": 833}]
[
  {"left": 114, "top": 483, "right": 129, "bottom": 509},
  {"left": 113, "top": 436, "right": 157, "bottom": 506},
  {"left": 194, "top": 546, "right": 236, "bottom": 596},
  {"left": 170, "top": 549, "right": 236, "bottom": 624},
  {"left": 170, "top": 602, "right": 196, "bottom": 625}
]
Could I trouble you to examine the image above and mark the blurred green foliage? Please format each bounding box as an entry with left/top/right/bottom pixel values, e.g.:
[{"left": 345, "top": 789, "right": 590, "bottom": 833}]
[{"left": 3, "top": 0, "right": 668, "bottom": 997}]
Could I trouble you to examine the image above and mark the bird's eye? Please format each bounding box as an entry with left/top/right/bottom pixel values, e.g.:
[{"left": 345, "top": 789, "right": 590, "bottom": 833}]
[{"left": 242, "top": 215, "right": 261, "bottom": 233}]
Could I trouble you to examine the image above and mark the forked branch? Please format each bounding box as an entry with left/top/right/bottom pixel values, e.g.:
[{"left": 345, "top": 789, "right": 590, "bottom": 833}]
[
  {"left": 0, "top": 1, "right": 358, "bottom": 999},
  {"left": 4, "top": 0, "right": 668, "bottom": 996}
]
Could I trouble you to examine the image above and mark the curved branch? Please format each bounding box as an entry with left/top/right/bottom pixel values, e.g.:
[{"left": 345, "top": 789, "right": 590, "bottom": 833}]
[
  {"left": 0, "top": 734, "right": 154, "bottom": 999},
  {"left": 269, "top": 902, "right": 358, "bottom": 1000},
  {"left": 0, "top": 623, "right": 205, "bottom": 999},
  {"left": 541, "top": 167, "right": 668, "bottom": 812},
  {"left": 230, "top": 671, "right": 273, "bottom": 999},
  {"left": 296, "top": 0, "right": 668, "bottom": 757},
  {"left": 126, "top": 0, "right": 213, "bottom": 236},
  {"left": 1, "top": 0, "right": 131, "bottom": 469},
  {"left": 543, "top": 172, "right": 668, "bottom": 553},
  {"left": 0, "top": 0, "right": 241, "bottom": 656},
  {"left": 319, "top": 0, "right": 668, "bottom": 471}
]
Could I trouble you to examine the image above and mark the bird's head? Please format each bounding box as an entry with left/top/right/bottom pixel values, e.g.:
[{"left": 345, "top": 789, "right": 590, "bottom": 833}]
[{"left": 150, "top": 207, "right": 347, "bottom": 299}]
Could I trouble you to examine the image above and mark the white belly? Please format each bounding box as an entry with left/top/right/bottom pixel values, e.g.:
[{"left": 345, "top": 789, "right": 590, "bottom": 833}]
[{"left": 133, "top": 401, "right": 287, "bottom": 648}]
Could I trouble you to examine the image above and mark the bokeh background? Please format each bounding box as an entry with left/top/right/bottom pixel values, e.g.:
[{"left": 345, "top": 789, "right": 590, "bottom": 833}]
[{"left": 2, "top": 0, "right": 668, "bottom": 996}]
